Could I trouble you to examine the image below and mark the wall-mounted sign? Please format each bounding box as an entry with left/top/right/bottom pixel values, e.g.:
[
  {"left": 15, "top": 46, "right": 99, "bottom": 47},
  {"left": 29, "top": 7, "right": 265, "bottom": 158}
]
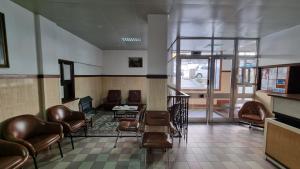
[{"left": 129, "top": 57, "right": 143, "bottom": 68}]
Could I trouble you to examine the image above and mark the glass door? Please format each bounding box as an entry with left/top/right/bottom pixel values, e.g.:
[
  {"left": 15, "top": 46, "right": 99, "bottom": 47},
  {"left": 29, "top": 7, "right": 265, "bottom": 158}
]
[
  {"left": 209, "top": 57, "right": 234, "bottom": 122},
  {"left": 208, "top": 39, "right": 236, "bottom": 122},
  {"left": 180, "top": 58, "right": 209, "bottom": 122},
  {"left": 174, "top": 38, "right": 259, "bottom": 123}
]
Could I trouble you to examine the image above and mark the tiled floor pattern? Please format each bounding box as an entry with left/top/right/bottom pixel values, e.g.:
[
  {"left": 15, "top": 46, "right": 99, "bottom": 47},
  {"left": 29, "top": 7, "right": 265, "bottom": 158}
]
[{"left": 23, "top": 124, "right": 277, "bottom": 169}]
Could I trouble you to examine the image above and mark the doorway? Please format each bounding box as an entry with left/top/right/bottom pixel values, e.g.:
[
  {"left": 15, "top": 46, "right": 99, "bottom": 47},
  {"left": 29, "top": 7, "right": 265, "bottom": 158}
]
[{"left": 167, "top": 38, "right": 259, "bottom": 123}]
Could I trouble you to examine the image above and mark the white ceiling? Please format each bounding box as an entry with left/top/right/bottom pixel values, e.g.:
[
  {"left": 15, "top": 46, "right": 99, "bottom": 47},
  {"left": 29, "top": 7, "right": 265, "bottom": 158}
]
[{"left": 11, "top": 0, "right": 300, "bottom": 50}]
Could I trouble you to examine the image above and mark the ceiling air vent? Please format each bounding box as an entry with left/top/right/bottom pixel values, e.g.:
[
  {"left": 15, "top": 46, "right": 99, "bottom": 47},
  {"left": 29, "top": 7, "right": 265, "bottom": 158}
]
[{"left": 121, "top": 37, "right": 141, "bottom": 42}]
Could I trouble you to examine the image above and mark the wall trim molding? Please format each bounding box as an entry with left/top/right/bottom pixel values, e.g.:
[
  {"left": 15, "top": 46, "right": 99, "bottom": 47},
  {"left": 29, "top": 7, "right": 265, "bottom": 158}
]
[
  {"left": 0, "top": 74, "right": 38, "bottom": 79},
  {"left": 146, "top": 74, "right": 168, "bottom": 79},
  {"left": 259, "top": 62, "right": 300, "bottom": 68},
  {"left": 76, "top": 75, "right": 146, "bottom": 77},
  {"left": 38, "top": 74, "right": 60, "bottom": 78},
  {"left": 0, "top": 74, "right": 168, "bottom": 79},
  {"left": 101, "top": 75, "right": 146, "bottom": 77}
]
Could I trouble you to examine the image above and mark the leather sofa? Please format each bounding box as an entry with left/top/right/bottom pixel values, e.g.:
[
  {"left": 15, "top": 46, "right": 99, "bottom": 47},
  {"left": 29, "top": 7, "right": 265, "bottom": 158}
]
[
  {"left": 238, "top": 101, "right": 272, "bottom": 127},
  {"left": 1, "top": 114, "right": 64, "bottom": 169},
  {"left": 102, "top": 90, "right": 122, "bottom": 110},
  {"left": 46, "top": 105, "right": 87, "bottom": 149},
  {"left": 0, "top": 139, "right": 29, "bottom": 169},
  {"left": 127, "top": 90, "right": 142, "bottom": 106}
]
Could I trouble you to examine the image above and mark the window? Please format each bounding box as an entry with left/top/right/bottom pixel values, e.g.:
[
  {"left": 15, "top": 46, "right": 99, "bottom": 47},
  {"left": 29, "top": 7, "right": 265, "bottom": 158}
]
[{"left": 59, "top": 59, "right": 75, "bottom": 103}]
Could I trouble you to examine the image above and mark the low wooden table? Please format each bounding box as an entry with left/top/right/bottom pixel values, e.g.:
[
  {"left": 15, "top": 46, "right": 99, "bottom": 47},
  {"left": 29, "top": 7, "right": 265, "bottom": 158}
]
[{"left": 112, "top": 105, "right": 139, "bottom": 120}]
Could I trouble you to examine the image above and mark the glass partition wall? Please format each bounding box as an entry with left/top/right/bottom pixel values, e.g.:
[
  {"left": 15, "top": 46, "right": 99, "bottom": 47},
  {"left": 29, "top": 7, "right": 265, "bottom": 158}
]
[{"left": 167, "top": 37, "right": 259, "bottom": 123}]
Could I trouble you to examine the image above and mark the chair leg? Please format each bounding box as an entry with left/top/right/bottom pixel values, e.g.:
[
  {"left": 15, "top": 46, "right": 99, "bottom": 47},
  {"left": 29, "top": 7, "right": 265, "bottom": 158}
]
[
  {"left": 114, "top": 130, "right": 120, "bottom": 148},
  {"left": 167, "top": 149, "right": 170, "bottom": 169},
  {"left": 32, "top": 155, "right": 38, "bottom": 169},
  {"left": 57, "top": 142, "right": 63, "bottom": 158},
  {"left": 90, "top": 118, "right": 93, "bottom": 128},
  {"left": 249, "top": 123, "right": 252, "bottom": 128},
  {"left": 145, "top": 149, "right": 147, "bottom": 169},
  {"left": 70, "top": 134, "right": 74, "bottom": 150},
  {"left": 136, "top": 132, "right": 139, "bottom": 143},
  {"left": 84, "top": 126, "right": 88, "bottom": 137}
]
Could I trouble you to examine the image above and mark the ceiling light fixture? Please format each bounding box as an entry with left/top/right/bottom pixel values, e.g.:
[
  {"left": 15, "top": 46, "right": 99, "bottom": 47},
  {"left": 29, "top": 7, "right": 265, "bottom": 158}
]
[{"left": 121, "top": 37, "right": 142, "bottom": 42}]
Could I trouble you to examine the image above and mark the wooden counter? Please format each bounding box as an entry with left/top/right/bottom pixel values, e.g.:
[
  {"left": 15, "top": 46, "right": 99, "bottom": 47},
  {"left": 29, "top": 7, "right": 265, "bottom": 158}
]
[
  {"left": 268, "top": 93, "right": 300, "bottom": 101},
  {"left": 265, "top": 118, "right": 300, "bottom": 169}
]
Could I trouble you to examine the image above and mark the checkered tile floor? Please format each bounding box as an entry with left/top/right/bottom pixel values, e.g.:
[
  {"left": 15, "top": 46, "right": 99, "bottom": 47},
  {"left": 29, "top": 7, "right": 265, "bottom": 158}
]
[{"left": 23, "top": 124, "right": 277, "bottom": 169}]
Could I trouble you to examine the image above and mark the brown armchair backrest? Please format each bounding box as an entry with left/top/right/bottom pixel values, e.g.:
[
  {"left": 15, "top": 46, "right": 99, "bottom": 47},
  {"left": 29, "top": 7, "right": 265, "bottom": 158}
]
[
  {"left": 107, "top": 90, "right": 121, "bottom": 102},
  {"left": 145, "top": 111, "right": 170, "bottom": 126},
  {"left": 128, "top": 90, "right": 141, "bottom": 102},
  {"left": 238, "top": 101, "right": 272, "bottom": 120},
  {"left": 2, "top": 115, "right": 47, "bottom": 140},
  {"left": 46, "top": 105, "right": 73, "bottom": 122}
]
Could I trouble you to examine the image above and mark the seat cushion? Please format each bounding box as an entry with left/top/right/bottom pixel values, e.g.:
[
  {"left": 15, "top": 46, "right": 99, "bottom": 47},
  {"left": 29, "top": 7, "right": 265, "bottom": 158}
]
[
  {"left": 118, "top": 121, "right": 138, "bottom": 131},
  {"left": 142, "top": 132, "right": 172, "bottom": 149},
  {"left": 27, "top": 134, "right": 60, "bottom": 153},
  {"left": 66, "top": 120, "right": 86, "bottom": 132},
  {"left": 0, "top": 156, "right": 25, "bottom": 169},
  {"left": 241, "top": 114, "right": 263, "bottom": 123}
]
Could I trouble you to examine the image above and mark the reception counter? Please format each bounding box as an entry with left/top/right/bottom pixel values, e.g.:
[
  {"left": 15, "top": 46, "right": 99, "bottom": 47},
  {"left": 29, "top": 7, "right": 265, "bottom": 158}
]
[{"left": 265, "top": 94, "right": 300, "bottom": 169}]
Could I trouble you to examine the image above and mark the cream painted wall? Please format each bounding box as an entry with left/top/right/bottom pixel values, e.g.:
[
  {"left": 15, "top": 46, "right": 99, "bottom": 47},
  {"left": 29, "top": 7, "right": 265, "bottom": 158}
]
[
  {"left": 147, "top": 78, "right": 167, "bottom": 110},
  {"left": 103, "top": 50, "right": 147, "bottom": 75},
  {"left": 0, "top": 78, "right": 41, "bottom": 122},
  {"left": 101, "top": 77, "right": 147, "bottom": 104},
  {"left": 0, "top": 0, "right": 38, "bottom": 74},
  {"left": 75, "top": 77, "right": 102, "bottom": 107}
]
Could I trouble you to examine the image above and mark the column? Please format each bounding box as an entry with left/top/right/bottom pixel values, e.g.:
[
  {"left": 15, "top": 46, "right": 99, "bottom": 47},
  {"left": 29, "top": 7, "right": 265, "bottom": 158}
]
[{"left": 146, "top": 14, "right": 168, "bottom": 111}]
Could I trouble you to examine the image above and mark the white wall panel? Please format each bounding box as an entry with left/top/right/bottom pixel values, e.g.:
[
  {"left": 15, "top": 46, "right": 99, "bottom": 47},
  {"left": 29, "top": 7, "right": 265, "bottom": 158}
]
[
  {"left": 260, "top": 25, "right": 300, "bottom": 66},
  {"left": 103, "top": 50, "right": 147, "bottom": 75},
  {"left": 0, "top": 0, "right": 38, "bottom": 74}
]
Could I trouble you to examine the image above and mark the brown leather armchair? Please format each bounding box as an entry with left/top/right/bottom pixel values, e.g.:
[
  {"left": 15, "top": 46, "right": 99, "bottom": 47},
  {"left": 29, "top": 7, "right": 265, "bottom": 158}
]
[
  {"left": 0, "top": 139, "right": 29, "bottom": 169},
  {"left": 114, "top": 105, "right": 147, "bottom": 148},
  {"left": 127, "top": 90, "right": 142, "bottom": 106},
  {"left": 1, "top": 115, "right": 63, "bottom": 169},
  {"left": 46, "top": 105, "right": 87, "bottom": 150},
  {"left": 142, "top": 111, "right": 175, "bottom": 169},
  {"left": 238, "top": 101, "right": 272, "bottom": 127},
  {"left": 144, "top": 111, "right": 176, "bottom": 134},
  {"left": 102, "top": 90, "right": 121, "bottom": 110}
]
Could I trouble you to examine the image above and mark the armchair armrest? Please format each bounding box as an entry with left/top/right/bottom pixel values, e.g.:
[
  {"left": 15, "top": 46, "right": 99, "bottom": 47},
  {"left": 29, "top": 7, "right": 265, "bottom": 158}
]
[
  {"left": 60, "top": 121, "right": 72, "bottom": 133},
  {"left": 0, "top": 140, "right": 29, "bottom": 157},
  {"left": 70, "top": 111, "right": 86, "bottom": 121},
  {"left": 4, "top": 137, "right": 36, "bottom": 156},
  {"left": 41, "top": 121, "right": 64, "bottom": 139}
]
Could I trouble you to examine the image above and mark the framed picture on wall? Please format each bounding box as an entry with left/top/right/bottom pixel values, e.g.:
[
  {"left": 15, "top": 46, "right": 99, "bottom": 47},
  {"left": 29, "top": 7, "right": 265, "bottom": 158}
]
[
  {"left": 0, "top": 12, "right": 9, "bottom": 68},
  {"left": 128, "top": 57, "right": 143, "bottom": 68}
]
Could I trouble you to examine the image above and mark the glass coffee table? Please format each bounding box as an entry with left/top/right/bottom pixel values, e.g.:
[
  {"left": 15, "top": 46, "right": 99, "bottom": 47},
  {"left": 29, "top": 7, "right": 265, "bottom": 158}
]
[{"left": 112, "top": 105, "right": 139, "bottom": 120}]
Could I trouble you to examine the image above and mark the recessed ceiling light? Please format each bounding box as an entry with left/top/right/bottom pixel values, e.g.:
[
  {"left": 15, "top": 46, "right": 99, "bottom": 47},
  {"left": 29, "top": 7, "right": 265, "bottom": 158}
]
[{"left": 121, "top": 37, "right": 142, "bottom": 42}]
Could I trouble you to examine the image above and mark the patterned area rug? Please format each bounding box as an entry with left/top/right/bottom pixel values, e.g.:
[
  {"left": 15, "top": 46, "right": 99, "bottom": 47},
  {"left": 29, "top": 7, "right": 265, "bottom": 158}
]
[{"left": 73, "top": 110, "right": 138, "bottom": 137}]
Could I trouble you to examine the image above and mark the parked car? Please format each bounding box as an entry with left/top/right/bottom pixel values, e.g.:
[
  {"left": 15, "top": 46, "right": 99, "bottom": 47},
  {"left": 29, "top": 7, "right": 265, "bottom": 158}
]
[{"left": 193, "top": 65, "right": 208, "bottom": 79}]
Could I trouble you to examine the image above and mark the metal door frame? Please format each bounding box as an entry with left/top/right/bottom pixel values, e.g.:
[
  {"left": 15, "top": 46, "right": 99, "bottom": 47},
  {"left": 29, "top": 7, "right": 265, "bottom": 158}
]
[
  {"left": 174, "top": 37, "right": 259, "bottom": 123},
  {"left": 177, "top": 55, "right": 210, "bottom": 123}
]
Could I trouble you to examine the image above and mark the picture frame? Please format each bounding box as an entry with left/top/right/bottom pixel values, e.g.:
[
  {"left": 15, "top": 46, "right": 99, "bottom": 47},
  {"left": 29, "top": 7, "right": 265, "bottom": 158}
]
[
  {"left": 0, "top": 12, "right": 9, "bottom": 68},
  {"left": 128, "top": 57, "right": 143, "bottom": 68}
]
